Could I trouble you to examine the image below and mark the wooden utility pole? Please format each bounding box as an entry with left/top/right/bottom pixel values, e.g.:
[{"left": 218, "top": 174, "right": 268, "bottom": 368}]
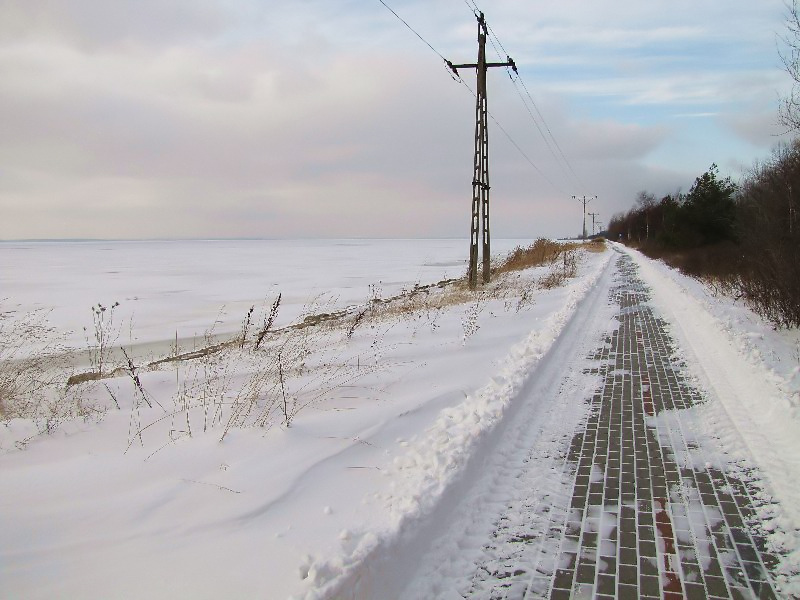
[
  {"left": 588, "top": 212, "right": 599, "bottom": 237},
  {"left": 573, "top": 195, "right": 596, "bottom": 239},
  {"left": 448, "top": 12, "right": 516, "bottom": 288}
]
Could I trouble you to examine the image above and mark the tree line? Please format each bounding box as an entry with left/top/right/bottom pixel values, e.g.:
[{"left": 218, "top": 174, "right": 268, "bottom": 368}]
[
  {"left": 607, "top": 142, "right": 800, "bottom": 328},
  {"left": 607, "top": 163, "right": 738, "bottom": 249}
]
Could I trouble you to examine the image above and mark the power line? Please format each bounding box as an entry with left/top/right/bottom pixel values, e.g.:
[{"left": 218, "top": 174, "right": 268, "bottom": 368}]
[
  {"left": 462, "top": 0, "right": 480, "bottom": 16},
  {"left": 458, "top": 78, "right": 565, "bottom": 195},
  {"left": 467, "top": 4, "right": 585, "bottom": 193},
  {"left": 493, "top": 40, "right": 583, "bottom": 192},
  {"left": 514, "top": 74, "right": 585, "bottom": 190},
  {"left": 490, "top": 108, "right": 566, "bottom": 195},
  {"left": 486, "top": 23, "right": 510, "bottom": 57},
  {"left": 453, "top": 3, "right": 570, "bottom": 193},
  {"left": 376, "top": 0, "right": 449, "bottom": 64},
  {"left": 507, "top": 75, "right": 563, "bottom": 172},
  {"left": 374, "top": 0, "right": 564, "bottom": 193}
]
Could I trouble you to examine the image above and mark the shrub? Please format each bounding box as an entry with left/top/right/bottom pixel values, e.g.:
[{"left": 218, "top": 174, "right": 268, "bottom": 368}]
[
  {"left": 734, "top": 141, "right": 800, "bottom": 327},
  {"left": 0, "top": 306, "right": 93, "bottom": 428}
]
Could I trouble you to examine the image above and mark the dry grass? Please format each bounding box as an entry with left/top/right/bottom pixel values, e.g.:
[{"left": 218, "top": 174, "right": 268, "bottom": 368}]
[
  {"left": 123, "top": 293, "right": 396, "bottom": 450},
  {"left": 494, "top": 238, "right": 584, "bottom": 274},
  {"left": 379, "top": 280, "right": 483, "bottom": 318},
  {"left": 538, "top": 250, "right": 579, "bottom": 290},
  {"left": 585, "top": 237, "right": 606, "bottom": 253},
  {"left": 361, "top": 240, "right": 601, "bottom": 331},
  {"left": 17, "top": 240, "right": 604, "bottom": 446},
  {"left": 0, "top": 306, "right": 98, "bottom": 437}
]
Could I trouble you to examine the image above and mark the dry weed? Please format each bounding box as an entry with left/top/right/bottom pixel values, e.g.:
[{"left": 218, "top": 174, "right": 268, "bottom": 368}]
[
  {"left": 538, "top": 249, "right": 579, "bottom": 289},
  {"left": 494, "top": 238, "right": 581, "bottom": 275},
  {"left": 0, "top": 305, "right": 100, "bottom": 442},
  {"left": 585, "top": 238, "right": 606, "bottom": 253},
  {"left": 51, "top": 241, "right": 600, "bottom": 446},
  {"left": 84, "top": 302, "right": 122, "bottom": 378}
]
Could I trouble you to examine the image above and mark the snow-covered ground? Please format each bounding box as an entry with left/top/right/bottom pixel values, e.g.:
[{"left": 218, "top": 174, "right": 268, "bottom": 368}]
[
  {"left": 0, "top": 239, "right": 528, "bottom": 352},
  {"left": 632, "top": 250, "right": 800, "bottom": 513},
  {"left": 1, "top": 240, "right": 798, "bottom": 599}
]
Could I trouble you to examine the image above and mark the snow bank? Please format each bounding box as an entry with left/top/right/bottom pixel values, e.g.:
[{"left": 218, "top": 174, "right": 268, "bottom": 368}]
[
  {"left": 0, "top": 240, "right": 611, "bottom": 600},
  {"left": 299, "top": 249, "right": 613, "bottom": 599}
]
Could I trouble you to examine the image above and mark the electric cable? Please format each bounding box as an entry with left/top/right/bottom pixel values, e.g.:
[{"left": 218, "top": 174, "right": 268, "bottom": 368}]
[
  {"left": 462, "top": 0, "right": 480, "bottom": 17},
  {"left": 514, "top": 74, "right": 585, "bottom": 190},
  {"left": 457, "top": 79, "right": 567, "bottom": 195},
  {"left": 463, "top": 1, "right": 586, "bottom": 193},
  {"left": 376, "top": 0, "right": 449, "bottom": 64},
  {"left": 375, "top": 0, "right": 566, "bottom": 193}
]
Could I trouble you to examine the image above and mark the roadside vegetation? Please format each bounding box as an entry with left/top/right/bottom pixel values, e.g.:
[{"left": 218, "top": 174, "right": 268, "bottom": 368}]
[
  {"left": 0, "top": 308, "right": 98, "bottom": 433},
  {"left": 1, "top": 240, "right": 603, "bottom": 447},
  {"left": 608, "top": 149, "right": 800, "bottom": 329}
]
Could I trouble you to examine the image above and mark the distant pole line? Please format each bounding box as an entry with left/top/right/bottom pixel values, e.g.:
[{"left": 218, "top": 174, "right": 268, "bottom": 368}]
[
  {"left": 588, "top": 211, "right": 600, "bottom": 236},
  {"left": 573, "top": 195, "right": 597, "bottom": 239}
]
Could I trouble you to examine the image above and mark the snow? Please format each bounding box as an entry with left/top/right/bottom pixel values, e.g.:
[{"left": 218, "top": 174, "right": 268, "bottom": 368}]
[
  {"left": 0, "top": 239, "right": 527, "bottom": 353},
  {"left": 302, "top": 247, "right": 613, "bottom": 599},
  {"left": 1, "top": 239, "right": 799, "bottom": 599},
  {"left": 623, "top": 244, "right": 800, "bottom": 588}
]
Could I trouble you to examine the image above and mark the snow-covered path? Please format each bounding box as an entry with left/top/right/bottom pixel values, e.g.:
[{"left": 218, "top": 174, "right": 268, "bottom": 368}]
[{"left": 358, "top": 248, "right": 797, "bottom": 599}]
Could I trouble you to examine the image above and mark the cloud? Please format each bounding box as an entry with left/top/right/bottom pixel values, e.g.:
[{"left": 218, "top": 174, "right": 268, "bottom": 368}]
[
  {"left": 720, "top": 109, "right": 790, "bottom": 149},
  {"left": 0, "top": 0, "right": 793, "bottom": 240},
  {"left": 521, "top": 25, "right": 705, "bottom": 50},
  {"left": 0, "top": 1, "right": 233, "bottom": 49}
]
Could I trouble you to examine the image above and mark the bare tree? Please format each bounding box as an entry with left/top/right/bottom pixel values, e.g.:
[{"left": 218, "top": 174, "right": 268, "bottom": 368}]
[
  {"left": 635, "top": 191, "right": 657, "bottom": 210},
  {"left": 635, "top": 191, "right": 656, "bottom": 239}
]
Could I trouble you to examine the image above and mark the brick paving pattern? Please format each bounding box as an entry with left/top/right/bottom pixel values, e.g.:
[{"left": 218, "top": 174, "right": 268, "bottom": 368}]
[{"left": 470, "top": 255, "right": 784, "bottom": 599}]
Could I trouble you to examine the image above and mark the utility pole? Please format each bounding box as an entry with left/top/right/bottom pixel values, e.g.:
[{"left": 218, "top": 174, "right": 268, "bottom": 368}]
[
  {"left": 588, "top": 212, "right": 599, "bottom": 237},
  {"left": 572, "top": 195, "right": 596, "bottom": 239},
  {"left": 448, "top": 12, "right": 516, "bottom": 288}
]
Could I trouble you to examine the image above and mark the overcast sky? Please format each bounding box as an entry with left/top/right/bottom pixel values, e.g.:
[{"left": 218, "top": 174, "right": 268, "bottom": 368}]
[{"left": 0, "top": 0, "right": 795, "bottom": 240}]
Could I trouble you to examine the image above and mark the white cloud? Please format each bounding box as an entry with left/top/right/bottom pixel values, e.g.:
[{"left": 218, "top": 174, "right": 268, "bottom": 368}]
[
  {"left": 0, "top": 0, "right": 793, "bottom": 239},
  {"left": 522, "top": 25, "right": 705, "bottom": 49}
]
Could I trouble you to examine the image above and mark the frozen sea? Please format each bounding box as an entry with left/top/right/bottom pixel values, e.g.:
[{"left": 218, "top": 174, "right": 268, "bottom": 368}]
[{"left": 0, "top": 238, "right": 533, "bottom": 349}]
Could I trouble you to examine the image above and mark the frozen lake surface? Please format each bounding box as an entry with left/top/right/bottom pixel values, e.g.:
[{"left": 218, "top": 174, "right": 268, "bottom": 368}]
[{"left": 0, "top": 238, "right": 533, "bottom": 349}]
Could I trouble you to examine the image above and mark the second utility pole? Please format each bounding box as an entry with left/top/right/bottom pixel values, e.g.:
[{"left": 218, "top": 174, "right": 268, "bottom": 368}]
[
  {"left": 448, "top": 12, "right": 516, "bottom": 288},
  {"left": 573, "top": 195, "right": 597, "bottom": 239},
  {"left": 588, "top": 212, "right": 599, "bottom": 237}
]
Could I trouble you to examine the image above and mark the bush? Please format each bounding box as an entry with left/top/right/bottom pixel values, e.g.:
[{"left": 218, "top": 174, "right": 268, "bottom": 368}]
[{"left": 734, "top": 141, "right": 800, "bottom": 327}]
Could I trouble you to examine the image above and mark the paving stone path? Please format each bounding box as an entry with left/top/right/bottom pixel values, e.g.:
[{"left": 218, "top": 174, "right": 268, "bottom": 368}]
[{"left": 469, "top": 254, "right": 784, "bottom": 599}]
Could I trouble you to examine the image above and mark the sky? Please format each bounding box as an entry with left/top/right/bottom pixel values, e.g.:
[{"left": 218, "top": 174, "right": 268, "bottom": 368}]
[{"left": 0, "top": 0, "right": 796, "bottom": 240}]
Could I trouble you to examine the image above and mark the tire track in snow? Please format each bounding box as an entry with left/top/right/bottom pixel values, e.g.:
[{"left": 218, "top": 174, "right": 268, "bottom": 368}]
[
  {"left": 389, "top": 250, "right": 624, "bottom": 599},
  {"left": 403, "top": 252, "right": 794, "bottom": 599},
  {"left": 299, "top": 250, "right": 616, "bottom": 599}
]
